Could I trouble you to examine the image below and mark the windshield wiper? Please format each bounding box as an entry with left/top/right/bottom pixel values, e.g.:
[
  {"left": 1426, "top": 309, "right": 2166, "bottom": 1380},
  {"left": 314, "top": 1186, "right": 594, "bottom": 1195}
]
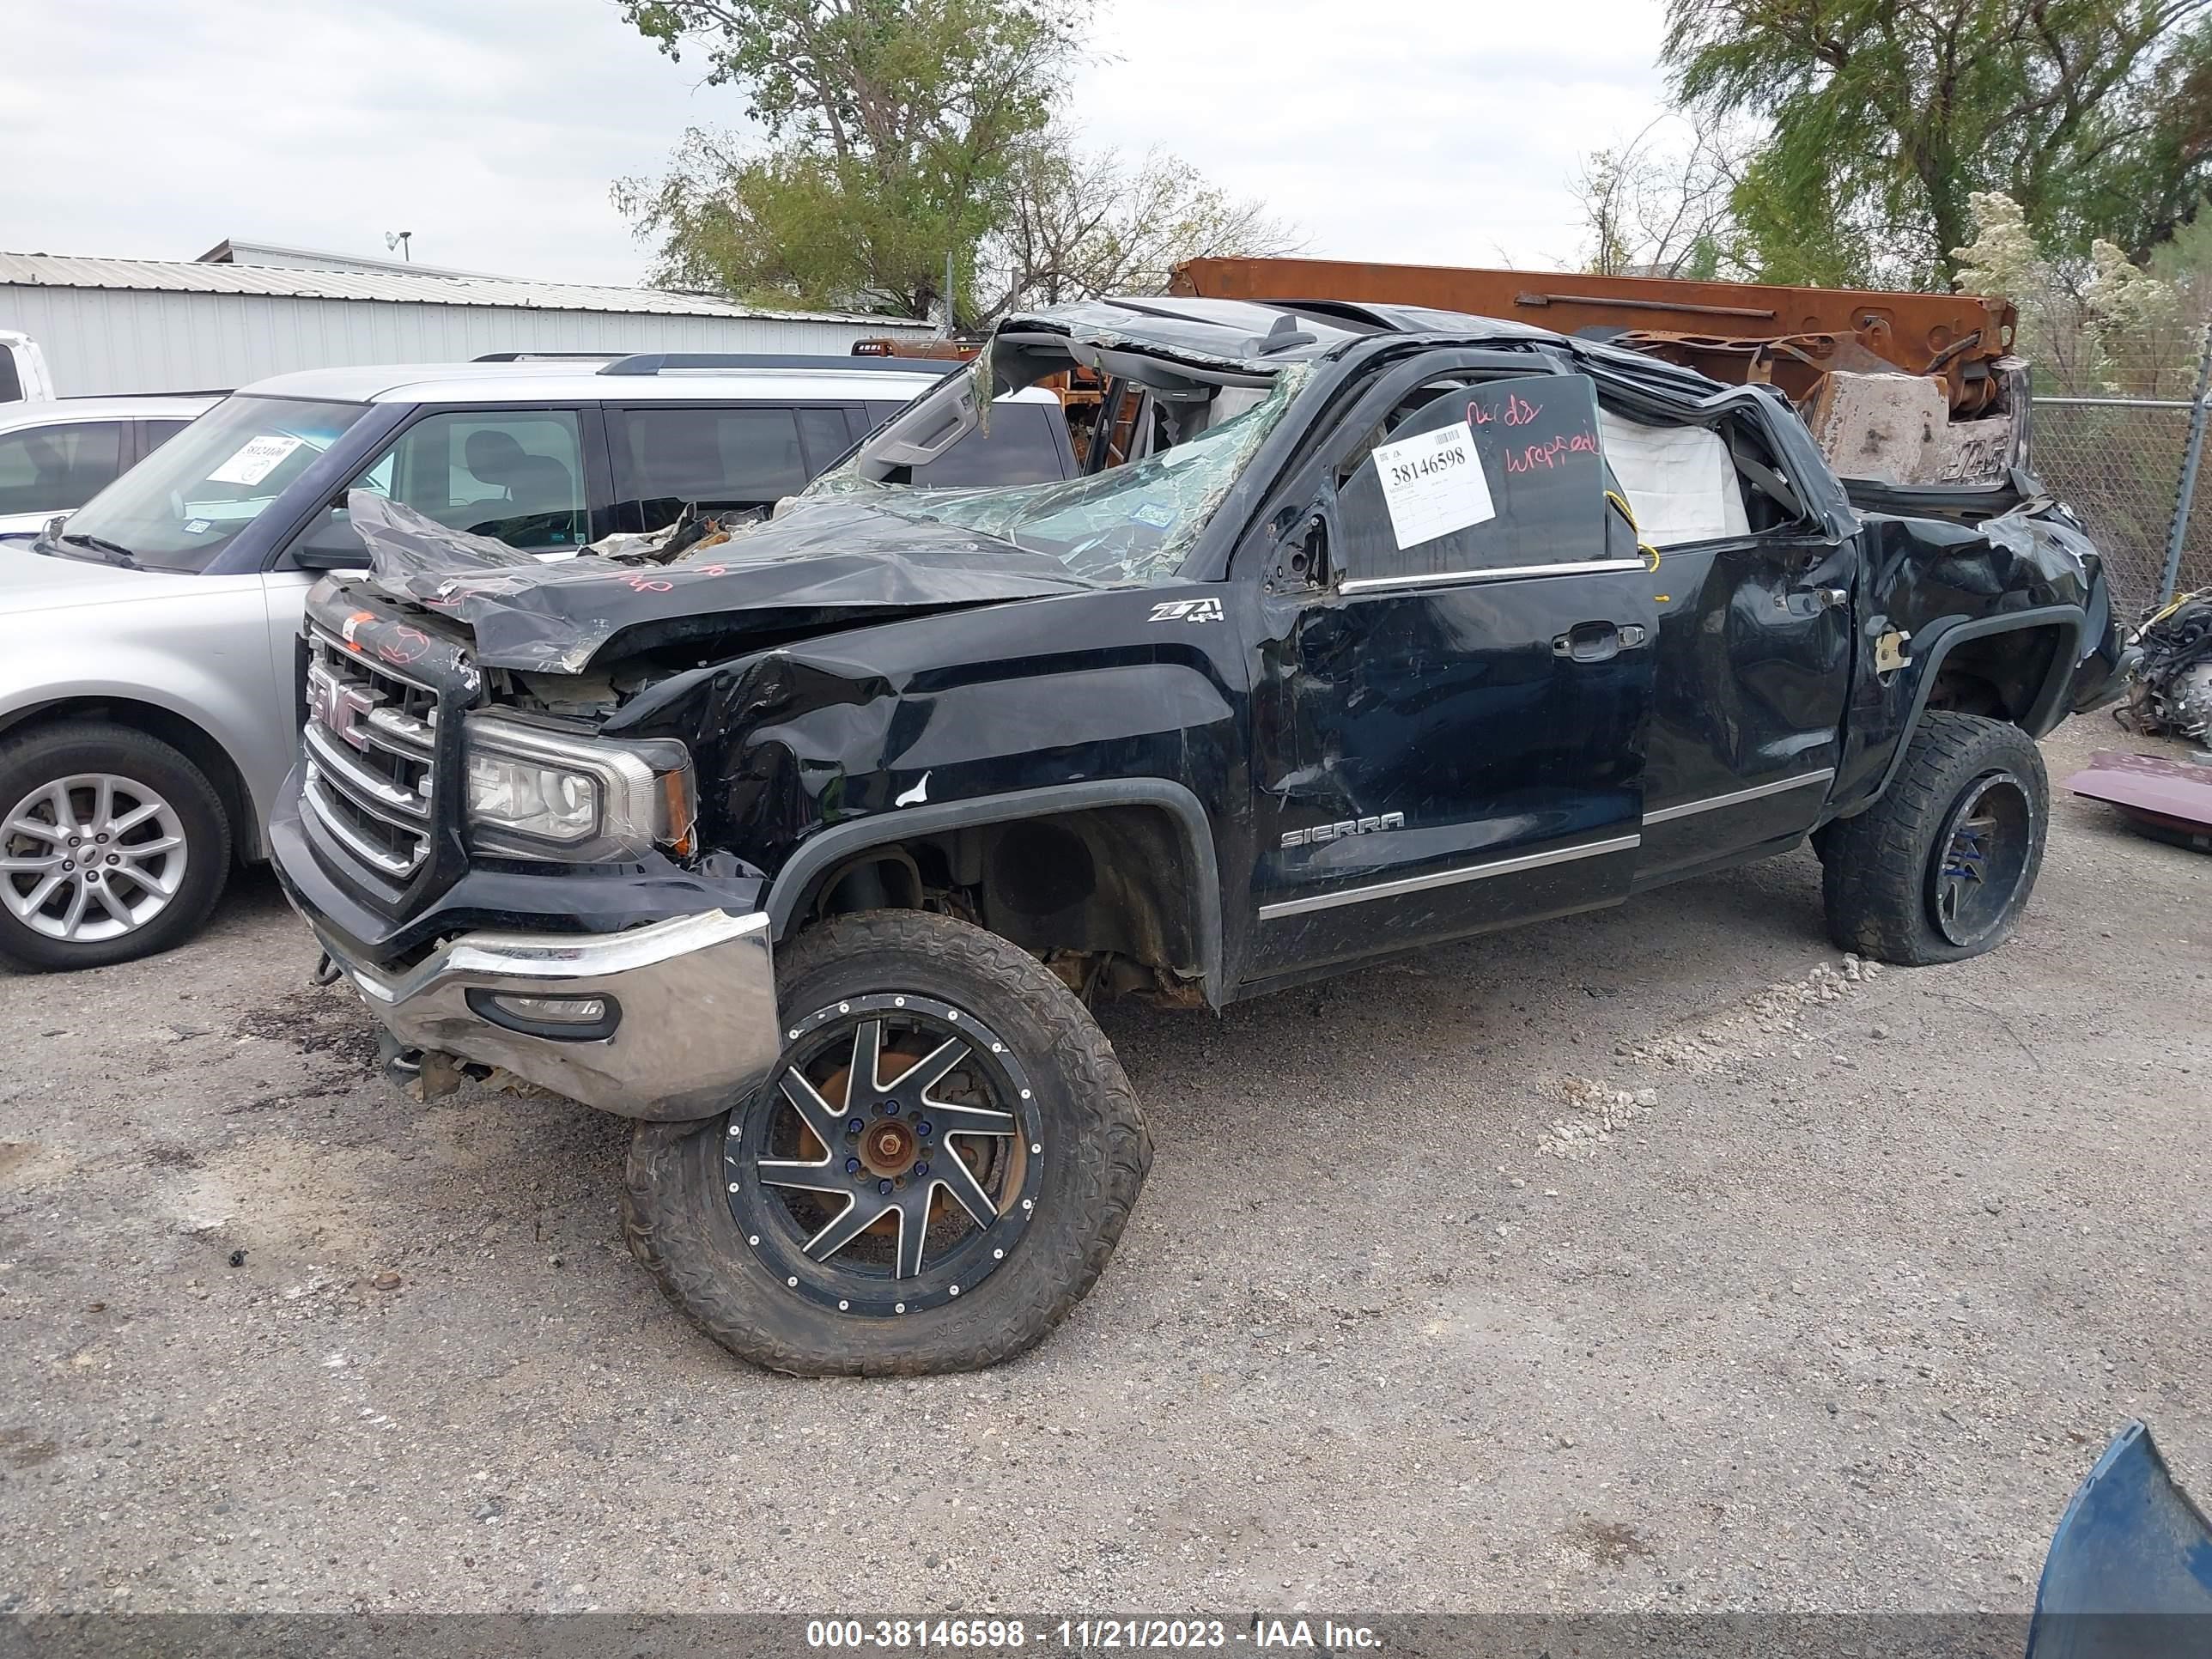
[{"left": 58, "top": 532, "right": 141, "bottom": 568}]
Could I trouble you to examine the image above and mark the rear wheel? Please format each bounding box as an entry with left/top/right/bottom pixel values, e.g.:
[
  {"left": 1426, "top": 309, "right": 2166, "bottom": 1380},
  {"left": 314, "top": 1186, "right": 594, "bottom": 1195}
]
[
  {"left": 1820, "top": 711, "right": 2047, "bottom": 965},
  {"left": 0, "top": 724, "right": 231, "bottom": 972},
  {"left": 623, "top": 909, "right": 1151, "bottom": 1376}
]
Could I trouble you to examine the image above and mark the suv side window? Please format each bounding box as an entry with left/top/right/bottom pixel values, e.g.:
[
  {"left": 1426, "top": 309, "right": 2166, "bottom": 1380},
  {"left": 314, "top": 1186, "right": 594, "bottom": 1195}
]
[
  {"left": 1334, "top": 375, "right": 1619, "bottom": 584},
  {"left": 616, "top": 405, "right": 811, "bottom": 530},
  {"left": 349, "top": 410, "right": 587, "bottom": 550},
  {"left": 0, "top": 421, "right": 125, "bottom": 515},
  {"left": 798, "top": 406, "right": 858, "bottom": 472}
]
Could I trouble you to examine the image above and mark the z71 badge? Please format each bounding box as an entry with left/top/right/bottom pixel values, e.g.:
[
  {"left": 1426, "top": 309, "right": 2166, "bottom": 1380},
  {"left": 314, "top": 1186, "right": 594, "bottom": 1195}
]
[
  {"left": 1149, "top": 598, "right": 1224, "bottom": 624},
  {"left": 1281, "top": 812, "right": 1405, "bottom": 849}
]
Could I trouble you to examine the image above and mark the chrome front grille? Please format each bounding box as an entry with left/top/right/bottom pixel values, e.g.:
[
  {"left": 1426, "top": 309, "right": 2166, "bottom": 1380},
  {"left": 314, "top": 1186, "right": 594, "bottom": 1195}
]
[{"left": 302, "top": 628, "right": 438, "bottom": 879}]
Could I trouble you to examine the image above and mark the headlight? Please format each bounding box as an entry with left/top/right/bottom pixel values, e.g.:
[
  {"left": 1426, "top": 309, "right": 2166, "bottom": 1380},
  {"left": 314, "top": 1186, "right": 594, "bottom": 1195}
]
[{"left": 463, "top": 713, "right": 694, "bottom": 861}]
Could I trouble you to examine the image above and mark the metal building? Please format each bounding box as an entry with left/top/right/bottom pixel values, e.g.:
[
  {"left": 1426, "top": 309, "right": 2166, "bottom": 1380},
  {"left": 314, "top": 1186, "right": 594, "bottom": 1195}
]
[
  {"left": 0, "top": 252, "right": 933, "bottom": 396},
  {"left": 192, "top": 238, "right": 507, "bottom": 279}
]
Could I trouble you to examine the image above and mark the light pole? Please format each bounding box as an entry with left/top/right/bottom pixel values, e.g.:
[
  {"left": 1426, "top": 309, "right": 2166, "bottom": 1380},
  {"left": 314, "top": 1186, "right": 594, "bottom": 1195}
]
[{"left": 385, "top": 231, "right": 413, "bottom": 263}]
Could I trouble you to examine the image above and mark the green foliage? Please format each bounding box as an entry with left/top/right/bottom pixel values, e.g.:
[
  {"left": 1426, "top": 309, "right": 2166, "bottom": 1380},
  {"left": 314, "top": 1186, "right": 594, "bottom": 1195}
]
[
  {"left": 1663, "top": 0, "right": 2212, "bottom": 288},
  {"left": 1953, "top": 191, "right": 2204, "bottom": 395},
  {"left": 1725, "top": 148, "right": 1895, "bottom": 286},
  {"left": 612, "top": 0, "right": 1079, "bottom": 319}
]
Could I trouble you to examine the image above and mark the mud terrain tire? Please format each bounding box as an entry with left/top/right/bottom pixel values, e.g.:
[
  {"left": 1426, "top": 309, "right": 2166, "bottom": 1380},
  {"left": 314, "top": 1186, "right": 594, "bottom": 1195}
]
[
  {"left": 623, "top": 909, "right": 1151, "bottom": 1376},
  {"left": 1820, "top": 711, "right": 2048, "bottom": 966}
]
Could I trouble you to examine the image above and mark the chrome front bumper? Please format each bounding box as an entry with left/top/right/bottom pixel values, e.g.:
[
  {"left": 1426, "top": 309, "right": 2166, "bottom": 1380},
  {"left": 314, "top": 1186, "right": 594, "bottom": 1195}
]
[{"left": 306, "top": 909, "right": 779, "bottom": 1121}]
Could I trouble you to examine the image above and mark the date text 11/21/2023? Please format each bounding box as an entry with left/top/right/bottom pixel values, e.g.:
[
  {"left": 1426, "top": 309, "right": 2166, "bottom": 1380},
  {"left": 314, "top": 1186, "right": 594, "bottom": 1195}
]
[{"left": 803, "top": 1617, "right": 1383, "bottom": 1650}]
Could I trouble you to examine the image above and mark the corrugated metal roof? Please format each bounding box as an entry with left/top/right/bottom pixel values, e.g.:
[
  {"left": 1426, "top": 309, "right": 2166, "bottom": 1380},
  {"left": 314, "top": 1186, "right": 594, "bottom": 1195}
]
[
  {"left": 0, "top": 252, "right": 931, "bottom": 331},
  {"left": 194, "top": 238, "right": 507, "bottom": 279}
]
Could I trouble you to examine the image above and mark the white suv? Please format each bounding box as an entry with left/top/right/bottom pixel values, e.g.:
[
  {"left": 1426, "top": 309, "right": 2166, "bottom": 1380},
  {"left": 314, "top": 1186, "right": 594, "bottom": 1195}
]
[
  {"left": 0, "top": 354, "right": 1073, "bottom": 970},
  {"left": 0, "top": 393, "right": 221, "bottom": 536}
]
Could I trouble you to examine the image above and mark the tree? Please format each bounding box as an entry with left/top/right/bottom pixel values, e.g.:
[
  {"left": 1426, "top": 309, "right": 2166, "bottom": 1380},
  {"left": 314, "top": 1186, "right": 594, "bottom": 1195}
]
[
  {"left": 612, "top": 0, "right": 1079, "bottom": 319},
  {"left": 611, "top": 0, "right": 1301, "bottom": 324},
  {"left": 977, "top": 143, "right": 1305, "bottom": 316},
  {"left": 1570, "top": 113, "right": 1745, "bottom": 279},
  {"left": 1662, "top": 0, "right": 2212, "bottom": 288}
]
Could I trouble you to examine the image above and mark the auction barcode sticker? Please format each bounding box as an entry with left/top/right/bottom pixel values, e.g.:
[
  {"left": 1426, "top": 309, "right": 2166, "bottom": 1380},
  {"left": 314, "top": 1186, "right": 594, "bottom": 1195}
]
[
  {"left": 1371, "top": 420, "right": 1494, "bottom": 549},
  {"left": 208, "top": 434, "right": 305, "bottom": 487}
]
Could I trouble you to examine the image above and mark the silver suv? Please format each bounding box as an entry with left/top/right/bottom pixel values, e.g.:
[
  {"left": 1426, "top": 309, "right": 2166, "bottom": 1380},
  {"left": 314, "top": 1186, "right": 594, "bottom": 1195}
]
[
  {"left": 0, "top": 392, "right": 219, "bottom": 536},
  {"left": 0, "top": 353, "right": 1073, "bottom": 971}
]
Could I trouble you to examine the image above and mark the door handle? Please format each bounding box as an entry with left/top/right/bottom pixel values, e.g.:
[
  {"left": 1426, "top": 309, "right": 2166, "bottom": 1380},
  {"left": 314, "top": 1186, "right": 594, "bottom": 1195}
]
[
  {"left": 1553, "top": 621, "right": 1645, "bottom": 663},
  {"left": 1779, "top": 585, "right": 1850, "bottom": 615}
]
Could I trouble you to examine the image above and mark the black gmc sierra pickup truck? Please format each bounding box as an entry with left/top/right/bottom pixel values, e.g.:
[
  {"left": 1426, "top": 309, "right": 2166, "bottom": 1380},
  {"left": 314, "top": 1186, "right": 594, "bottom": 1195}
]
[{"left": 270, "top": 296, "right": 2128, "bottom": 1376}]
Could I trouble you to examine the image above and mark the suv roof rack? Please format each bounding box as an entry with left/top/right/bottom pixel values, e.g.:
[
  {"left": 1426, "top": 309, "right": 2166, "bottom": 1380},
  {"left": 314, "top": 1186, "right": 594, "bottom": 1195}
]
[
  {"left": 594, "top": 352, "right": 956, "bottom": 378},
  {"left": 472, "top": 350, "right": 629, "bottom": 362},
  {"left": 58, "top": 387, "right": 231, "bottom": 400}
]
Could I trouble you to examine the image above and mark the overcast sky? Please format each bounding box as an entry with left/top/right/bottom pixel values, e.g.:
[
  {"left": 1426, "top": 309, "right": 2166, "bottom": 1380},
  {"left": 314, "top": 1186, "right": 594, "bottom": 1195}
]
[{"left": 2, "top": 0, "right": 1674, "bottom": 289}]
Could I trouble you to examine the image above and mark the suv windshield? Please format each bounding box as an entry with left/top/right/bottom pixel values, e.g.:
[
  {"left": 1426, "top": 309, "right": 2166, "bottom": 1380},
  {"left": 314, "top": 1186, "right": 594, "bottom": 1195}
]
[
  {"left": 811, "top": 368, "right": 1304, "bottom": 585},
  {"left": 58, "top": 394, "right": 368, "bottom": 572}
]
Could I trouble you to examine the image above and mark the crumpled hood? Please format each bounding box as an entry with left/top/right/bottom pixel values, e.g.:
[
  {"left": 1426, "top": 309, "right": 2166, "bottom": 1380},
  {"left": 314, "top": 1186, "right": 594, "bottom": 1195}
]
[{"left": 349, "top": 492, "right": 1112, "bottom": 675}]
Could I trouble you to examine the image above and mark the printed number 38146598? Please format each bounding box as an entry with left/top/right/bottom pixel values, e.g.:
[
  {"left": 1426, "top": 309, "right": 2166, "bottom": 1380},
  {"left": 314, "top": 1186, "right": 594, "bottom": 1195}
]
[{"left": 1389, "top": 441, "right": 1468, "bottom": 487}]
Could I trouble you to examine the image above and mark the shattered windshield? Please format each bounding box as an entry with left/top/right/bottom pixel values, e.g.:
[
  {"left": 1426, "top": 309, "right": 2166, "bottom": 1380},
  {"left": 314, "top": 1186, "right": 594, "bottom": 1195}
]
[{"left": 811, "top": 367, "right": 1304, "bottom": 585}]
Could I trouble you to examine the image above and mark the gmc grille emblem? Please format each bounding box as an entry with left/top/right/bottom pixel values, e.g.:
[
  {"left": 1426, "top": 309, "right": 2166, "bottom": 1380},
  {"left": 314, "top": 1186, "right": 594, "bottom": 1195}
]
[
  {"left": 331, "top": 687, "right": 376, "bottom": 750},
  {"left": 310, "top": 671, "right": 379, "bottom": 751}
]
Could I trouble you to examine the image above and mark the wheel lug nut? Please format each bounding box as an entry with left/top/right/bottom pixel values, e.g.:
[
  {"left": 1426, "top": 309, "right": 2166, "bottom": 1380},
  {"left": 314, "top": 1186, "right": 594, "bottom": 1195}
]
[
  {"left": 882, "top": 1100, "right": 901, "bottom": 1116},
  {"left": 914, "top": 1161, "right": 930, "bottom": 1177},
  {"left": 95, "top": 833, "right": 108, "bottom": 844},
  {"left": 846, "top": 1117, "right": 865, "bottom": 1135},
  {"left": 106, "top": 854, "right": 119, "bottom": 865},
  {"left": 877, "top": 1179, "right": 894, "bottom": 1196},
  {"left": 844, "top": 1157, "right": 861, "bottom": 1175},
  {"left": 916, "top": 1121, "right": 933, "bottom": 1137}
]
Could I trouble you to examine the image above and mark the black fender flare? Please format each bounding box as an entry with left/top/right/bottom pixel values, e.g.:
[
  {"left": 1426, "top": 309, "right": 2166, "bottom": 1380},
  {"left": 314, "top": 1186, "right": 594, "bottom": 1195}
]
[
  {"left": 764, "top": 779, "right": 1227, "bottom": 1006},
  {"left": 1870, "top": 603, "right": 2085, "bottom": 799}
]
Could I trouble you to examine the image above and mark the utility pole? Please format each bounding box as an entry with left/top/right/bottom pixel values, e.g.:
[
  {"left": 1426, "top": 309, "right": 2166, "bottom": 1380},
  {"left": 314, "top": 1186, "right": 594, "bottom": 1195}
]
[
  {"left": 2160, "top": 323, "right": 2212, "bottom": 607},
  {"left": 942, "top": 251, "right": 956, "bottom": 339}
]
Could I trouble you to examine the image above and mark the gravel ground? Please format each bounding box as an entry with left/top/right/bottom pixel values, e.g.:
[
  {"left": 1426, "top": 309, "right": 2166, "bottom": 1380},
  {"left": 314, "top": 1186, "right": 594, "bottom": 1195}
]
[{"left": 1, "top": 718, "right": 2206, "bottom": 1617}]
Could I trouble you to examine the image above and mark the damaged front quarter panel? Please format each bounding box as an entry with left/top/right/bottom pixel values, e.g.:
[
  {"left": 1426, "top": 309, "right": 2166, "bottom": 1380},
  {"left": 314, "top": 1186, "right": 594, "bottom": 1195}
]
[
  {"left": 599, "top": 586, "right": 1247, "bottom": 914},
  {"left": 1831, "top": 489, "right": 2122, "bottom": 810}
]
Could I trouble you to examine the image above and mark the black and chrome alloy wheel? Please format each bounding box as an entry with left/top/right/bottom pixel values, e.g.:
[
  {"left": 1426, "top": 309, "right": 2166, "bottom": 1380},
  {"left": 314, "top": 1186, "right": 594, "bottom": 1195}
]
[
  {"left": 1926, "top": 769, "right": 2034, "bottom": 949},
  {"left": 727, "top": 993, "right": 1045, "bottom": 1317},
  {"left": 1820, "top": 711, "right": 2049, "bottom": 967},
  {"left": 623, "top": 908, "right": 1150, "bottom": 1376}
]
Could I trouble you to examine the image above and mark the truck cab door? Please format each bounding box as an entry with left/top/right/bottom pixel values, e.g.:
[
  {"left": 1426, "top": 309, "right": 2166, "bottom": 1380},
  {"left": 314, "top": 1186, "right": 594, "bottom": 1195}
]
[
  {"left": 1243, "top": 369, "right": 1658, "bottom": 981},
  {"left": 1609, "top": 401, "right": 1856, "bottom": 886}
]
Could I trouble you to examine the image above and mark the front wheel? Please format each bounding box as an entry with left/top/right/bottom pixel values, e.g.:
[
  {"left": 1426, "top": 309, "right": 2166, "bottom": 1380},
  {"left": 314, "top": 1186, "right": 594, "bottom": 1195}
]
[
  {"left": 623, "top": 909, "right": 1152, "bottom": 1376},
  {"left": 0, "top": 723, "right": 232, "bottom": 973},
  {"left": 1820, "top": 711, "right": 2048, "bottom": 965}
]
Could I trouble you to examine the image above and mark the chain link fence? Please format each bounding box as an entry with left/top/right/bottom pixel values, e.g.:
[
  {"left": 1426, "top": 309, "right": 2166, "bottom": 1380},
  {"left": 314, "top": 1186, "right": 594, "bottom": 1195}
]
[{"left": 2029, "top": 331, "right": 2212, "bottom": 619}]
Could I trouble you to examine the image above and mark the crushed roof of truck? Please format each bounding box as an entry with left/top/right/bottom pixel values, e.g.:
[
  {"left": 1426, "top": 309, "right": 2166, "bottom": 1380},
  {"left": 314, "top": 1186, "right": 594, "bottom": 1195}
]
[
  {"left": 988, "top": 295, "right": 1564, "bottom": 372},
  {"left": 338, "top": 297, "right": 1774, "bottom": 675}
]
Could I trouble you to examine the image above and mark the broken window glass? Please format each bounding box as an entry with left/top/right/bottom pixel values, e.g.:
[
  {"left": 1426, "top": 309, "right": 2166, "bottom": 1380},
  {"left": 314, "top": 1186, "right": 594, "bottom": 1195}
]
[{"left": 810, "top": 367, "right": 1306, "bottom": 586}]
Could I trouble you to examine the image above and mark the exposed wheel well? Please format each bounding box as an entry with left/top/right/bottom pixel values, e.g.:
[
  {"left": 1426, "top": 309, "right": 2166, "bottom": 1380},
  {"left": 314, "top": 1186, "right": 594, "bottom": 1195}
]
[
  {"left": 785, "top": 804, "right": 1214, "bottom": 1004},
  {"left": 0, "top": 698, "right": 257, "bottom": 863},
  {"left": 1923, "top": 624, "right": 2065, "bottom": 728}
]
